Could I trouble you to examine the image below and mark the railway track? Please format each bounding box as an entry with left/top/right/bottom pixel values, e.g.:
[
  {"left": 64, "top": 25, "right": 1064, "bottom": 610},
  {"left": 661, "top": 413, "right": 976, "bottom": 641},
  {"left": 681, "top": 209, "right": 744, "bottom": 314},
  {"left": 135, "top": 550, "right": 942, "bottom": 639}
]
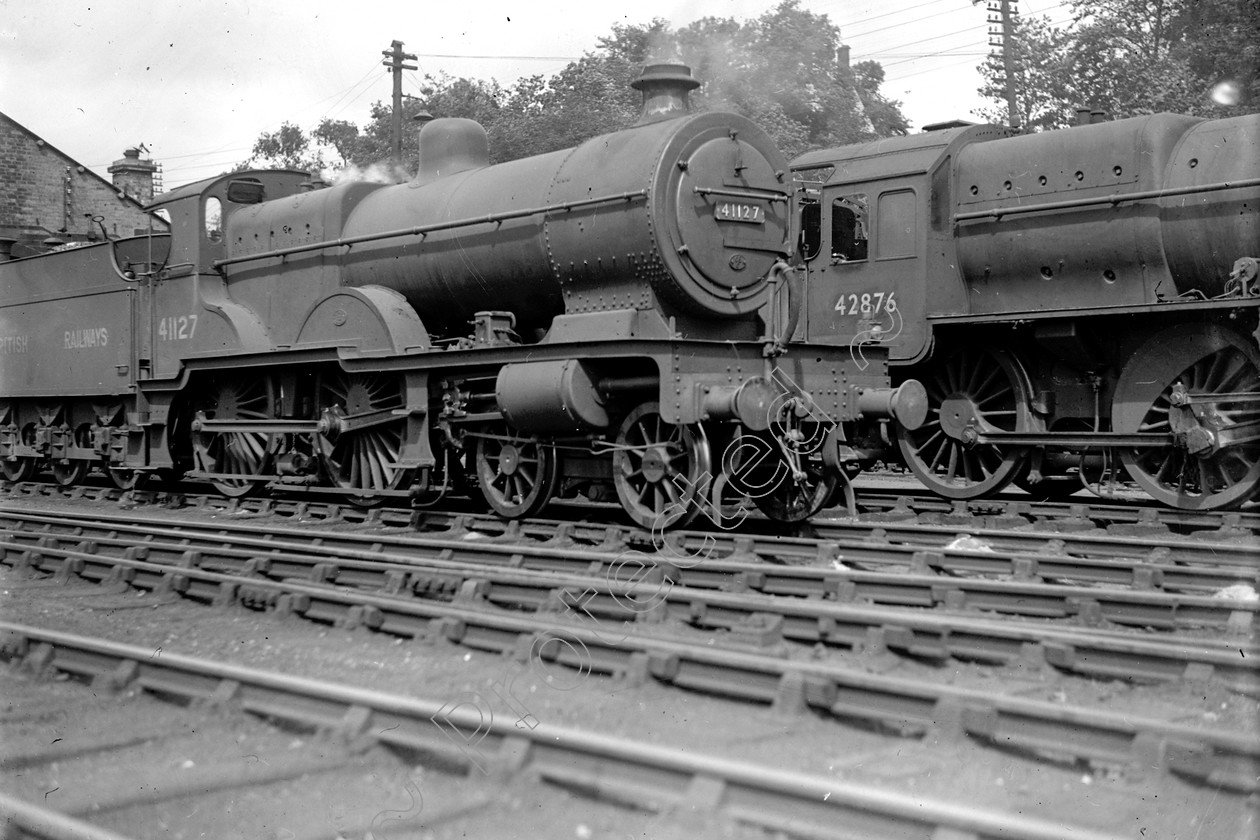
[
  {"left": 6, "top": 477, "right": 1260, "bottom": 546},
  {"left": 3, "top": 502, "right": 1257, "bottom": 633},
  {"left": 0, "top": 622, "right": 1135, "bottom": 840},
  {"left": 2, "top": 504, "right": 1257, "bottom": 793},
  {"left": 849, "top": 483, "right": 1260, "bottom": 536},
  {"left": 0, "top": 507, "right": 1256, "bottom": 683},
  {"left": 3, "top": 484, "right": 1257, "bottom": 837},
  {"left": 6, "top": 482, "right": 1259, "bottom": 589}
]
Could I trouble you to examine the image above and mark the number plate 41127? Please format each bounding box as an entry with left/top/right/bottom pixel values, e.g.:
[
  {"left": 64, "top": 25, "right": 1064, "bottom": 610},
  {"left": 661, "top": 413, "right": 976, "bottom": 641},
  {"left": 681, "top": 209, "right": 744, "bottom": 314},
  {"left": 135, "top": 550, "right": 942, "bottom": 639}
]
[{"left": 715, "top": 202, "right": 764, "bottom": 224}]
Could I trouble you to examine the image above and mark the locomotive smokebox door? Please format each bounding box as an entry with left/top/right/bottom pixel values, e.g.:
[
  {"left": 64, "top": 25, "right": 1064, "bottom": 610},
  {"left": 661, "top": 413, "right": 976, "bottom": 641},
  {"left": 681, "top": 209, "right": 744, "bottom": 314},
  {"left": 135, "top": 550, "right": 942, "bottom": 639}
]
[{"left": 674, "top": 134, "right": 789, "bottom": 301}]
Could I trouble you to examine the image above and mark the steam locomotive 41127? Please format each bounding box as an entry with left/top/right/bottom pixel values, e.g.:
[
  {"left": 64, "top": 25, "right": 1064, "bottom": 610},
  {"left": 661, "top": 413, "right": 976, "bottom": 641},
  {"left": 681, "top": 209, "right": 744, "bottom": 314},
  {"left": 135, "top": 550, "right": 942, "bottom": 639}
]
[
  {"left": 792, "top": 110, "right": 1259, "bottom": 510},
  {"left": 0, "top": 64, "right": 924, "bottom": 527}
]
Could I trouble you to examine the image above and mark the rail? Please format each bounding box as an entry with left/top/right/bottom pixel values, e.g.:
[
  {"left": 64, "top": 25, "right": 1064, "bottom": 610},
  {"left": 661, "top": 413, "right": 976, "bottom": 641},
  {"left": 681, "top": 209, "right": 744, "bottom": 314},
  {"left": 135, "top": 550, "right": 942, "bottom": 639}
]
[
  {"left": 0, "top": 622, "right": 1128, "bottom": 840},
  {"left": 2, "top": 512, "right": 1257, "bottom": 688}
]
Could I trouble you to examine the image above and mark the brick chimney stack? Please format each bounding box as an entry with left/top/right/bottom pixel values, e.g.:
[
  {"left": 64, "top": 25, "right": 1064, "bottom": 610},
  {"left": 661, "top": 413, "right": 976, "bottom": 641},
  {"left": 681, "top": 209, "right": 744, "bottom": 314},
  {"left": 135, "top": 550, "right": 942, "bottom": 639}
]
[{"left": 108, "top": 147, "right": 157, "bottom": 204}]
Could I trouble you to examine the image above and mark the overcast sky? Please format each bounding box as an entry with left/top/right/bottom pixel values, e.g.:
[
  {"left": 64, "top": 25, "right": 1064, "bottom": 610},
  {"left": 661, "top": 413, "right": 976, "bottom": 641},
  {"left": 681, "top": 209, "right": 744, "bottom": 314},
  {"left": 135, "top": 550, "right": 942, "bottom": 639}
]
[{"left": 1, "top": 0, "right": 1073, "bottom": 191}]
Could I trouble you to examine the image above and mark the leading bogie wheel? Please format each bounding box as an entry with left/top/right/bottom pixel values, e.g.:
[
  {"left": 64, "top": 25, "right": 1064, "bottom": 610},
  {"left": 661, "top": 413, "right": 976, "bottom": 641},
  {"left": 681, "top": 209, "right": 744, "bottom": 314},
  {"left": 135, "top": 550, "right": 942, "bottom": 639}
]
[
  {"left": 475, "top": 424, "right": 558, "bottom": 519},
  {"left": 731, "top": 402, "right": 837, "bottom": 523},
  {"left": 612, "top": 402, "right": 712, "bottom": 530},
  {"left": 897, "top": 347, "right": 1034, "bottom": 499},
  {"left": 752, "top": 452, "right": 837, "bottom": 522}
]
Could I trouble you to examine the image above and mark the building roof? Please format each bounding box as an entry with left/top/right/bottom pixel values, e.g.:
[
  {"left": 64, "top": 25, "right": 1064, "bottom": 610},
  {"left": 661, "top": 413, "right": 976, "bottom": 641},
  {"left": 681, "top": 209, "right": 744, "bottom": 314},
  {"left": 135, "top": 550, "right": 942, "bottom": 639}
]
[{"left": 0, "top": 109, "right": 160, "bottom": 218}]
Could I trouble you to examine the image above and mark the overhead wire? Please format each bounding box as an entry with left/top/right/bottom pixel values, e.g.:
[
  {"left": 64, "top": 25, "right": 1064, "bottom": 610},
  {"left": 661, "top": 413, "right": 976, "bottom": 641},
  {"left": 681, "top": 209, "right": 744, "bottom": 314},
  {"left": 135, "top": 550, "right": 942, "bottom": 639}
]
[
  {"left": 413, "top": 53, "right": 579, "bottom": 62},
  {"left": 318, "top": 60, "right": 393, "bottom": 121},
  {"left": 90, "top": 59, "right": 387, "bottom": 180},
  {"left": 869, "top": 11, "right": 1078, "bottom": 80},
  {"left": 841, "top": 0, "right": 1073, "bottom": 61},
  {"left": 844, "top": 1, "right": 981, "bottom": 40}
]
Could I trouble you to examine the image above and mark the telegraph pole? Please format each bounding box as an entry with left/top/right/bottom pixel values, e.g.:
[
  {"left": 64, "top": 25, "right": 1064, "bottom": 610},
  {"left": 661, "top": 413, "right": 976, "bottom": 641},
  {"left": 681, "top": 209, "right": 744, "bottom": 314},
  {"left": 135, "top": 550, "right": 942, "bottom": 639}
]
[
  {"left": 382, "top": 40, "right": 418, "bottom": 167},
  {"left": 980, "top": 0, "right": 1021, "bottom": 130},
  {"left": 998, "top": 0, "right": 1020, "bottom": 130}
]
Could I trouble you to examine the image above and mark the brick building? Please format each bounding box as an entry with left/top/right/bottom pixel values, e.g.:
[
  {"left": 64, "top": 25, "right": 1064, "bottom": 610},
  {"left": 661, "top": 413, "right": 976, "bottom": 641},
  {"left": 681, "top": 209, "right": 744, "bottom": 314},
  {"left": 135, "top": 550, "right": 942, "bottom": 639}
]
[{"left": 0, "top": 111, "right": 169, "bottom": 259}]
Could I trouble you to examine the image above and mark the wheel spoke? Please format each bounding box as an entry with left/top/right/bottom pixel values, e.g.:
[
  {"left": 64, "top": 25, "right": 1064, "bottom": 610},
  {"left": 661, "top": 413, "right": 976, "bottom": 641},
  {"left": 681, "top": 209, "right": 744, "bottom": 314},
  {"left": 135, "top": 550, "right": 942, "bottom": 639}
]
[
  {"left": 661, "top": 475, "right": 682, "bottom": 506},
  {"left": 612, "top": 403, "right": 709, "bottom": 530},
  {"left": 317, "top": 371, "right": 408, "bottom": 503},
  {"left": 476, "top": 424, "right": 555, "bottom": 519},
  {"left": 970, "top": 366, "right": 1002, "bottom": 401},
  {"left": 193, "top": 377, "right": 275, "bottom": 498},
  {"left": 927, "top": 437, "right": 950, "bottom": 473}
]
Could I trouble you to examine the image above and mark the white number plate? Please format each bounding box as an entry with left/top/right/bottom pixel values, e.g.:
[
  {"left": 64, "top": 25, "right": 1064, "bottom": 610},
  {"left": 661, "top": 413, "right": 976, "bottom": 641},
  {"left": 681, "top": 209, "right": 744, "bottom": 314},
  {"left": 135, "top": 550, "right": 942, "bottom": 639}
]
[{"left": 715, "top": 201, "right": 764, "bottom": 224}]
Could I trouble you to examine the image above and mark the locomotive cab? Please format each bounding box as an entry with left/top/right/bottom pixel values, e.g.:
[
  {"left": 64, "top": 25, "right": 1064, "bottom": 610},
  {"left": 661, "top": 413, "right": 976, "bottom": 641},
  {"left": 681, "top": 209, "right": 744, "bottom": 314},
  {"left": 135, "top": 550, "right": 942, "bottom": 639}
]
[
  {"left": 148, "top": 170, "right": 311, "bottom": 277},
  {"left": 792, "top": 113, "right": 1260, "bottom": 511},
  {"left": 143, "top": 170, "right": 313, "bottom": 378},
  {"left": 791, "top": 124, "right": 1013, "bottom": 366}
]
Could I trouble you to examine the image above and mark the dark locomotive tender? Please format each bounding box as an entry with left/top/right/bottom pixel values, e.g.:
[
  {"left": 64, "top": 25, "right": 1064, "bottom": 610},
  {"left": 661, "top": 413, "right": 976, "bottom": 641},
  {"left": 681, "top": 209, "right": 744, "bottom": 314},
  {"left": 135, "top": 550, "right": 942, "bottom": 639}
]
[
  {"left": 792, "top": 110, "right": 1260, "bottom": 510},
  {"left": 0, "top": 64, "right": 925, "bottom": 528}
]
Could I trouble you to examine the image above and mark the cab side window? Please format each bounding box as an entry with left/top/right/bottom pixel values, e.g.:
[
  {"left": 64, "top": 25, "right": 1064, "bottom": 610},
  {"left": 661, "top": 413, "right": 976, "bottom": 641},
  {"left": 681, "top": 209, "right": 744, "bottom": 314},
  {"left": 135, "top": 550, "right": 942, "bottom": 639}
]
[
  {"left": 831, "top": 194, "right": 868, "bottom": 263},
  {"left": 876, "top": 190, "right": 916, "bottom": 258},
  {"left": 204, "top": 197, "right": 223, "bottom": 243},
  {"left": 797, "top": 200, "right": 822, "bottom": 261}
]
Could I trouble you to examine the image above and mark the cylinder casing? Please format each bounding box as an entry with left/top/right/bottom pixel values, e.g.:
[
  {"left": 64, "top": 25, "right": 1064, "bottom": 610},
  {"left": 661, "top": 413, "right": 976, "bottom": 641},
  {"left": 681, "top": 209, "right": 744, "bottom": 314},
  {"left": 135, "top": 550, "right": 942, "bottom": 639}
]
[{"left": 495, "top": 359, "right": 610, "bottom": 434}]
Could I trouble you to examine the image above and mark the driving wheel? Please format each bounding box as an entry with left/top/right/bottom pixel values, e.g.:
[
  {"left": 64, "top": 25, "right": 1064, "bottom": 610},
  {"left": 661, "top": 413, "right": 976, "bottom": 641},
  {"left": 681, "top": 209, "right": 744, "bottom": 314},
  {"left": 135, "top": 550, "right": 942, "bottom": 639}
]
[
  {"left": 1113, "top": 325, "right": 1260, "bottom": 510},
  {"left": 897, "top": 347, "right": 1034, "bottom": 499}
]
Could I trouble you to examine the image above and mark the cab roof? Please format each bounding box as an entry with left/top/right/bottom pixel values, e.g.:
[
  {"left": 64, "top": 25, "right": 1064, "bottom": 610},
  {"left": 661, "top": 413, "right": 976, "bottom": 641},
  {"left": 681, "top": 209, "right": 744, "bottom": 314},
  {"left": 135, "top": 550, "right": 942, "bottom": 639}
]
[
  {"left": 146, "top": 168, "right": 311, "bottom": 211},
  {"left": 792, "top": 124, "right": 1013, "bottom": 185}
]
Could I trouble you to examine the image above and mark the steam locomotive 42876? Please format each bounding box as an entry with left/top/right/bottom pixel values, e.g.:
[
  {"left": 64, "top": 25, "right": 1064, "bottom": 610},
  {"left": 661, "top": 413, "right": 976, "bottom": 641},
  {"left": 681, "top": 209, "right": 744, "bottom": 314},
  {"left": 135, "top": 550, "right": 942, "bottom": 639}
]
[
  {"left": 0, "top": 64, "right": 924, "bottom": 527},
  {"left": 792, "top": 110, "right": 1259, "bottom": 511}
]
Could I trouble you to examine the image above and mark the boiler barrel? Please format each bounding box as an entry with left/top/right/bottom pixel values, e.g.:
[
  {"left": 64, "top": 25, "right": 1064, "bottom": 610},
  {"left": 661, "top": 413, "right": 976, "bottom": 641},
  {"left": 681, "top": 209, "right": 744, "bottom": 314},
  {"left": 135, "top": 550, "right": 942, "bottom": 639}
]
[
  {"left": 1159, "top": 113, "right": 1260, "bottom": 294},
  {"left": 953, "top": 113, "right": 1259, "bottom": 307},
  {"left": 338, "top": 111, "right": 790, "bottom": 335}
]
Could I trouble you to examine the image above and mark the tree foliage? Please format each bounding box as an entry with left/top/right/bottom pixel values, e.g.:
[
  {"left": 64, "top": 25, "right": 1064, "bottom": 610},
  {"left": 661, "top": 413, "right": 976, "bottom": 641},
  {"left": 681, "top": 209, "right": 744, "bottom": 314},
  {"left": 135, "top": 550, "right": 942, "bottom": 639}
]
[
  {"left": 976, "top": 14, "right": 1075, "bottom": 130},
  {"left": 670, "top": 1, "right": 886, "bottom": 156},
  {"left": 247, "top": 121, "right": 317, "bottom": 170},
  {"left": 312, "top": 119, "right": 362, "bottom": 166},
  {"left": 244, "top": 1, "right": 908, "bottom": 178},
  {"left": 979, "top": 0, "right": 1258, "bottom": 130},
  {"left": 852, "top": 61, "right": 911, "bottom": 137}
]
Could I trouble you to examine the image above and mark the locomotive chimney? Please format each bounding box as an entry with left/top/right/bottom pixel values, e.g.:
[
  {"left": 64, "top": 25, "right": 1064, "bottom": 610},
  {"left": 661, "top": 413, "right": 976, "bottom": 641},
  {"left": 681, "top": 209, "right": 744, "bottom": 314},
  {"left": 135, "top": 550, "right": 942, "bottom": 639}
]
[{"left": 631, "top": 63, "right": 700, "bottom": 125}]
